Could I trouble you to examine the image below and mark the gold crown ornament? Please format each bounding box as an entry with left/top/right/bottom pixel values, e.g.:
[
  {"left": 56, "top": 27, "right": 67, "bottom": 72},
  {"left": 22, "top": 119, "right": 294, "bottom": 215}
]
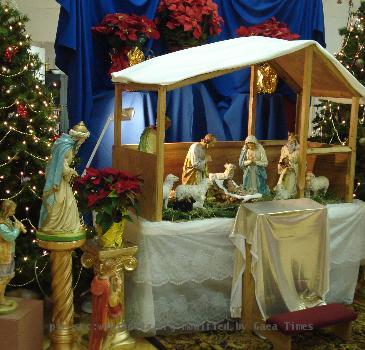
[{"left": 69, "top": 121, "right": 90, "bottom": 139}]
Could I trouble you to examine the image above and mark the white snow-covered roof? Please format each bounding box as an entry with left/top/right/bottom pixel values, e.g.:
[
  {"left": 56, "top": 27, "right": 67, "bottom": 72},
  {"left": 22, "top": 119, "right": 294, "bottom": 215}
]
[{"left": 111, "top": 36, "right": 365, "bottom": 99}]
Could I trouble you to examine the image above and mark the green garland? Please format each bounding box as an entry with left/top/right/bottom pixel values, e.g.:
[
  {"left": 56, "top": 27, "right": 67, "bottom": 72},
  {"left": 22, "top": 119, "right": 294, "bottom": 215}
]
[
  {"left": 163, "top": 200, "right": 240, "bottom": 222},
  {"left": 162, "top": 192, "right": 342, "bottom": 222}
]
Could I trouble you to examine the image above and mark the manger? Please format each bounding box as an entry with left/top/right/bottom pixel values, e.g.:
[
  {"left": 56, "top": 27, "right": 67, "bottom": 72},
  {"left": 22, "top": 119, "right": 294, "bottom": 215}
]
[{"left": 111, "top": 36, "right": 365, "bottom": 221}]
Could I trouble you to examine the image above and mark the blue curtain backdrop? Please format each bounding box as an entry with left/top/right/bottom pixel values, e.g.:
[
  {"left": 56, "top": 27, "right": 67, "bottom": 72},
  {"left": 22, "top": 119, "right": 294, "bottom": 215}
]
[{"left": 55, "top": 0, "right": 325, "bottom": 169}]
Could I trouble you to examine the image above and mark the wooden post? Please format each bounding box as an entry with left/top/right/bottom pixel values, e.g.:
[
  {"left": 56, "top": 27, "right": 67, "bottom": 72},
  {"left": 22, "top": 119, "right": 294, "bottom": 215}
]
[
  {"left": 295, "top": 93, "right": 302, "bottom": 136},
  {"left": 242, "top": 241, "right": 255, "bottom": 332},
  {"left": 346, "top": 96, "right": 360, "bottom": 202},
  {"left": 248, "top": 65, "right": 258, "bottom": 136},
  {"left": 298, "top": 47, "right": 313, "bottom": 198},
  {"left": 114, "top": 84, "right": 123, "bottom": 147},
  {"left": 155, "top": 88, "right": 167, "bottom": 221}
]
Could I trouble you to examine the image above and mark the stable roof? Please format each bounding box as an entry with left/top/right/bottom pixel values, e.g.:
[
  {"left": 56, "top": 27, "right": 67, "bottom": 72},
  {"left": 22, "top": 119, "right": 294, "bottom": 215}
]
[{"left": 111, "top": 36, "right": 365, "bottom": 99}]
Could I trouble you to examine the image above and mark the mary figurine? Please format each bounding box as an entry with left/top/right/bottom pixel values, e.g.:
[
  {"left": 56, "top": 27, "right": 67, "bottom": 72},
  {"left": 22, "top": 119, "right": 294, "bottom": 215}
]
[
  {"left": 38, "top": 122, "right": 89, "bottom": 239},
  {"left": 239, "top": 135, "right": 269, "bottom": 195}
]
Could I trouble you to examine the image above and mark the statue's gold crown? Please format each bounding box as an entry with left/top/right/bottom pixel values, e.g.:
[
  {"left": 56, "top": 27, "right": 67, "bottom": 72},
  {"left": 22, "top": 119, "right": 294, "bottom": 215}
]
[{"left": 72, "top": 121, "right": 89, "bottom": 134}]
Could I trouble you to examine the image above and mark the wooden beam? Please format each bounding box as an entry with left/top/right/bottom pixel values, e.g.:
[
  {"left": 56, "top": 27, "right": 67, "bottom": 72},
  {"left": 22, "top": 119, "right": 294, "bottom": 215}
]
[
  {"left": 114, "top": 84, "right": 122, "bottom": 147},
  {"left": 155, "top": 88, "right": 167, "bottom": 221},
  {"left": 311, "top": 89, "right": 353, "bottom": 98},
  {"left": 248, "top": 65, "right": 257, "bottom": 135},
  {"left": 307, "top": 146, "right": 352, "bottom": 154},
  {"left": 298, "top": 46, "right": 314, "bottom": 198},
  {"left": 242, "top": 241, "right": 255, "bottom": 332},
  {"left": 270, "top": 60, "right": 301, "bottom": 93},
  {"left": 118, "top": 82, "right": 161, "bottom": 91},
  {"left": 346, "top": 96, "right": 360, "bottom": 202},
  {"left": 295, "top": 93, "right": 302, "bottom": 136}
]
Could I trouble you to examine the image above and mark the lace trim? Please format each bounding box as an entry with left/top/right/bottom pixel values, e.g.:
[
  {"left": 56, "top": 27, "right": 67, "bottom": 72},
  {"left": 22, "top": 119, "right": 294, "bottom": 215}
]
[
  {"left": 126, "top": 297, "right": 232, "bottom": 332},
  {"left": 131, "top": 274, "right": 234, "bottom": 287},
  {"left": 132, "top": 240, "right": 235, "bottom": 286}
]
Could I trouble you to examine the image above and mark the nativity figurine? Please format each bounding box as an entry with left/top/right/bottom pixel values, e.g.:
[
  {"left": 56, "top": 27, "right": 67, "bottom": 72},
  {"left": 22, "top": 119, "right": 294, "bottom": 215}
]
[
  {"left": 0, "top": 200, "right": 26, "bottom": 314},
  {"left": 38, "top": 122, "right": 90, "bottom": 239},
  {"left": 239, "top": 135, "right": 269, "bottom": 195},
  {"left": 181, "top": 133, "right": 216, "bottom": 185},
  {"left": 275, "top": 133, "right": 300, "bottom": 198},
  {"left": 137, "top": 116, "right": 171, "bottom": 154}
]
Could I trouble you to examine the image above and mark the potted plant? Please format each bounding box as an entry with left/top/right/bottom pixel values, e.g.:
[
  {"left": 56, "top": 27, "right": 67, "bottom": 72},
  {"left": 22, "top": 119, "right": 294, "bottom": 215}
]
[
  {"left": 92, "top": 13, "right": 160, "bottom": 74},
  {"left": 74, "top": 167, "right": 143, "bottom": 248},
  {"left": 155, "top": 0, "right": 224, "bottom": 51},
  {"left": 236, "top": 17, "right": 300, "bottom": 94}
]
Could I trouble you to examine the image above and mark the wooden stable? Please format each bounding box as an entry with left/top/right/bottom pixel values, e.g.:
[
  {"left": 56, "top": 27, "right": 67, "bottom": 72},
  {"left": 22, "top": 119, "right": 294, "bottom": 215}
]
[{"left": 111, "top": 38, "right": 364, "bottom": 221}]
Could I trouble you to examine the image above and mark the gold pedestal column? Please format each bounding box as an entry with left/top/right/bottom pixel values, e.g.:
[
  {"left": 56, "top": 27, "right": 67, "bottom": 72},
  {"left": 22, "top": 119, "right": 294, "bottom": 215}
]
[
  {"left": 81, "top": 239, "right": 138, "bottom": 350},
  {"left": 38, "top": 239, "right": 85, "bottom": 350}
]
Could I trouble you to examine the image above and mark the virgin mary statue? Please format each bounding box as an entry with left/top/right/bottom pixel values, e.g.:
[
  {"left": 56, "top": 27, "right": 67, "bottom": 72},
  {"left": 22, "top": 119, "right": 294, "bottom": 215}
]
[
  {"left": 38, "top": 122, "right": 89, "bottom": 238},
  {"left": 239, "top": 135, "right": 269, "bottom": 195}
]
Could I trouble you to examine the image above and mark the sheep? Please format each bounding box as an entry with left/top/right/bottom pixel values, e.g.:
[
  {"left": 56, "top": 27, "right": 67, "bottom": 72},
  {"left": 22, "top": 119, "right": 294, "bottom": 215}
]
[
  {"left": 175, "top": 178, "right": 213, "bottom": 208},
  {"left": 163, "top": 174, "right": 179, "bottom": 209},
  {"left": 305, "top": 172, "right": 329, "bottom": 197},
  {"left": 209, "top": 163, "right": 236, "bottom": 181}
]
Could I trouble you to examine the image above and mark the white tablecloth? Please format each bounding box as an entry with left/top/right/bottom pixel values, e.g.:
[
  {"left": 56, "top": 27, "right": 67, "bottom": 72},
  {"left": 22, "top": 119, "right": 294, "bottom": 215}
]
[{"left": 124, "top": 200, "right": 365, "bottom": 334}]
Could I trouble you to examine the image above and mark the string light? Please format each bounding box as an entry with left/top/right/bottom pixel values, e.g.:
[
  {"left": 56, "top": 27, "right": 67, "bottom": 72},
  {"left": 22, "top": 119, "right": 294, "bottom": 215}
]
[
  {"left": 0, "top": 153, "right": 18, "bottom": 167},
  {"left": 0, "top": 187, "right": 24, "bottom": 200}
]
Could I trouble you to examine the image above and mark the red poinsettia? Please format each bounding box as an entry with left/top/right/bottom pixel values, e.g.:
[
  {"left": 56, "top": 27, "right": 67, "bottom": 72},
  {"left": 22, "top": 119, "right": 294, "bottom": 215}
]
[
  {"left": 156, "top": 0, "right": 224, "bottom": 50},
  {"left": 74, "top": 167, "right": 143, "bottom": 232},
  {"left": 236, "top": 17, "right": 300, "bottom": 41},
  {"left": 92, "top": 13, "right": 160, "bottom": 74}
]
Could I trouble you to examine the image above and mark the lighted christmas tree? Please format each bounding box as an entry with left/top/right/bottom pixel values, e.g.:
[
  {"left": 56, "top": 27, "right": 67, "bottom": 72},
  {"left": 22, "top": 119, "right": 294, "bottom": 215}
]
[
  {"left": 312, "top": 1, "right": 365, "bottom": 200},
  {"left": 0, "top": 2, "right": 58, "bottom": 289}
]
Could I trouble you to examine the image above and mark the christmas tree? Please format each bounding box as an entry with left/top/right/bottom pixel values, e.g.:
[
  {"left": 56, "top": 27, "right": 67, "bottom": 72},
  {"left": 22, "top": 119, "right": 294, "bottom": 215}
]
[
  {"left": 312, "top": 1, "right": 365, "bottom": 200},
  {"left": 0, "top": 2, "right": 58, "bottom": 290}
]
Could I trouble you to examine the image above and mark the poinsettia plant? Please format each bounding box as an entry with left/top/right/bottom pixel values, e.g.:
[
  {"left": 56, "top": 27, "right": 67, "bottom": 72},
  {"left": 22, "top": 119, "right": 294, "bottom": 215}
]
[
  {"left": 236, "top": 17, "right": 300, "bottom": 40},
  {"left": 92, "top": 13, "right": 160, "bottom": 74},
  {"left": 73, "top": 167, "right": 143, "bottom": 233},
  {"left": 155, "top": 0, "right": 224, "bottom": 50}
]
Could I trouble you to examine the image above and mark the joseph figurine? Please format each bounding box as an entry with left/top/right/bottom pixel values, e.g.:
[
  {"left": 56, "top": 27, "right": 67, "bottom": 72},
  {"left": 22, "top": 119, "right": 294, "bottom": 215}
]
[{"left": 181, "top": 134, "right": 216, "bottom": 185}]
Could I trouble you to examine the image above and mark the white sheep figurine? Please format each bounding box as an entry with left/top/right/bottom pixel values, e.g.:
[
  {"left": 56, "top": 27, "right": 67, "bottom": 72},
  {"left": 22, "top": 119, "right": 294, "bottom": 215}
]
[
  {"left": 209, "top": 163, "right": 236, "bottom": 181},
  {"left": 163, "top": 174, "right": 179, "bottom": 209},
  {"left": 305, "top": 172, "right": 329, "bottom": 197},
  {"left": 175, "top": 178, "right": 213, "bottom": 208}
]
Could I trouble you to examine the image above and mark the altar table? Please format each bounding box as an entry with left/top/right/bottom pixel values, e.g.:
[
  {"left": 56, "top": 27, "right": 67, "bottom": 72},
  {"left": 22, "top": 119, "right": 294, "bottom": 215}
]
[{"left": 124, "top": 200, "right": 365, "bottom": 334}]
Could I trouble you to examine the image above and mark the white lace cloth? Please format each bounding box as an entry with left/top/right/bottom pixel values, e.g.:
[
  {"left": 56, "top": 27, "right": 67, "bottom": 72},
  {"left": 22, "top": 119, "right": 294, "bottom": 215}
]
[
  {"left": 124, "top": 201, "right": 365, "bottom": 333},
  {"left": 124, "top": 217, "right": 235, "bottom": 286}
]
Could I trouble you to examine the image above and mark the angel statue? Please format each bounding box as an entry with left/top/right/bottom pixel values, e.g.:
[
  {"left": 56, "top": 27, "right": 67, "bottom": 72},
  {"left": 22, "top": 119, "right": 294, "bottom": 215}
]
[
  {"left": 182, "top": 133, "right": 217, "bottom": 185},
  {"left": 239, "top": 135, "right": 269, "bottom": 195},
  {"left": 275, "top": 133, "right": 300, "bottom": 198},
  {"left": 0, "top": 200, "right": 27, "bottom": 314},
  {"left": 137, "top": 116, "right": 171, "bottom": 154},
  {"left": 38, "top": 122, "right": 90, "bottom": 239}
]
